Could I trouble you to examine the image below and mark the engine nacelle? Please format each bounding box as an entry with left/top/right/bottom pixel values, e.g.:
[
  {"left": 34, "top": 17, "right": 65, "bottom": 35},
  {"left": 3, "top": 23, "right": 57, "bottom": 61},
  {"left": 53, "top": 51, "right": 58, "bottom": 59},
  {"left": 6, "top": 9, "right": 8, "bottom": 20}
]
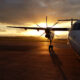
[
  {"left": 45, "top": 34, "right": 50, "bottom": 38},
  {"left": 24, "top": 28, "right": 27, "bottom": 30},
  {"left": 37, "top": 29, "right": 39, "bottom": 31}
]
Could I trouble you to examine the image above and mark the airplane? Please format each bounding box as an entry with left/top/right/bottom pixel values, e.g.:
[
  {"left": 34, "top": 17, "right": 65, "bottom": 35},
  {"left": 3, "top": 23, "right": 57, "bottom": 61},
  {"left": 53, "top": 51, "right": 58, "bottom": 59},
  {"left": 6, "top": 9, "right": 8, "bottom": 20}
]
[
  {"left": 60, "top": 19, "right": 80, "bottom": 56},
  {"left": 7, "top": 16, "right": 80, "bottom": 56}
]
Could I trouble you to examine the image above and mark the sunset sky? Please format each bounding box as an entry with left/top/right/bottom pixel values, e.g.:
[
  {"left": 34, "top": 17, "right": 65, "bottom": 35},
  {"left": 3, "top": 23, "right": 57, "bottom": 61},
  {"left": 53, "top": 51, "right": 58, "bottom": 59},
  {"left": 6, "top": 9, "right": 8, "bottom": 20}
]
[{"left": 0, "top": 0, "right": 80, "bottom": 38}]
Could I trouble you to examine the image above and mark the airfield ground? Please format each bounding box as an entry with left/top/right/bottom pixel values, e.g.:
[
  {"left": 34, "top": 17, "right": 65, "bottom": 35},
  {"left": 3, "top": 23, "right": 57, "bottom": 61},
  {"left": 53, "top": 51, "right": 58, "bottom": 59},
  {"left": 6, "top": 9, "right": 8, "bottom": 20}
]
[{"left": 0, "top": 37, "right": 80, "bottom": 80}]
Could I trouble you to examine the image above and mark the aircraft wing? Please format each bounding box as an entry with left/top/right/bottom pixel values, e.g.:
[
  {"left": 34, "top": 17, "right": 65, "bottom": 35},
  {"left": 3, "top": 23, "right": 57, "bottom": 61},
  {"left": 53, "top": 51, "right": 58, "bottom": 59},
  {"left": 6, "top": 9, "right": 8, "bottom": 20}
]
[
  {"left": 51, "top": 28, "right": 70, "bottom": 31},
  {"left": 7, "top": 26, "right": 46, "bottom": 30},
  {"left": 7, "top": 26, "right": 70, "bottom": 31}
]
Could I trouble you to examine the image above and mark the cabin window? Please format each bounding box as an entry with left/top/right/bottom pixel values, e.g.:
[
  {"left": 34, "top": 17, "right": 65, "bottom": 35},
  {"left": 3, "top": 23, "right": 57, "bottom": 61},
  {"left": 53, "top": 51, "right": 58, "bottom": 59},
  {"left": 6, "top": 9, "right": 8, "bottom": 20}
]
[{"left": 72, "top": 23, "right": 80, "bottom": 30}]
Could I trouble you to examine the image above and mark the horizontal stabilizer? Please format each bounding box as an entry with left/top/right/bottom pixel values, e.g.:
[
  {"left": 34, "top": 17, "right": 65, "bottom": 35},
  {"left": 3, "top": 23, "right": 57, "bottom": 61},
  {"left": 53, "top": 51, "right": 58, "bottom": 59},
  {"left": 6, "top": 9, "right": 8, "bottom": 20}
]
[{"left": 58, "top": 19, "right": 79, "bottom": 21}]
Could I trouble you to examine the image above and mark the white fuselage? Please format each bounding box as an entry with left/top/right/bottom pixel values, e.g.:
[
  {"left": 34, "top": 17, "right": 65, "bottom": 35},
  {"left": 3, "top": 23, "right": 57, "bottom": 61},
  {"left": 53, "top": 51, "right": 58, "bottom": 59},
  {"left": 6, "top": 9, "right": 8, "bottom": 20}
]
[
  {"left": 68, "top": 21, "right": 80, "bottom": 56},
  {"left": 69, "top": 31, "right": 80, "bottom": 55}
]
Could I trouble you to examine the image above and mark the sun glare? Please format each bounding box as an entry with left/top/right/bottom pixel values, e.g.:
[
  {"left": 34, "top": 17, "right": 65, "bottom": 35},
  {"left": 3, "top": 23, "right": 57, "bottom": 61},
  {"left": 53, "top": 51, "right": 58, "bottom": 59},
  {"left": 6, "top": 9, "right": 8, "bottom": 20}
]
[
  {"left": 0, "top": 22, "right": 69, "bottom": 39},
  {"left": 21, "top": 22, "right": 53, "bottom": 37},
  {"left": 21, "top": 22, "right": 70, "bottom": 38},
  {"left": 21, "top": 23, "right": 46, "bottom": 37},
  {"left": 21, "top": 30, "right": 44, "bottom": 36},
  {"left": 38, "top": 23, "right": 46, "bottom": 27}
]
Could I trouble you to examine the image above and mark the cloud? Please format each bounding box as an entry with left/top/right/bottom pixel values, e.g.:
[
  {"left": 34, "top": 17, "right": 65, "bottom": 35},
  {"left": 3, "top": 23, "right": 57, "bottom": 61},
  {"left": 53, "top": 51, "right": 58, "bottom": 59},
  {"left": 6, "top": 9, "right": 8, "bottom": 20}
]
[{"left": 0, "top": 0, "right": 80, "bottom": 25}]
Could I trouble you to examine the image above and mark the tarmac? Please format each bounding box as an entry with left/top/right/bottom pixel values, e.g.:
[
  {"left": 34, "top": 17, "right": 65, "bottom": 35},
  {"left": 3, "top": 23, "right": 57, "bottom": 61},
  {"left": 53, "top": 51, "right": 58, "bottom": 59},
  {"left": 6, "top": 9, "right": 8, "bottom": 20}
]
[{"left": 0, "top": 37, "right": 80, "bottom": 80}]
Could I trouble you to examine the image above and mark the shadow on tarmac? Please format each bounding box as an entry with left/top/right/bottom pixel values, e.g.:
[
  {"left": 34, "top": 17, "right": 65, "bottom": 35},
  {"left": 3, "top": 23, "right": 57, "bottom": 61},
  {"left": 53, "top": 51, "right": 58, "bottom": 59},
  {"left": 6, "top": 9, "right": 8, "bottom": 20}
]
[
  {"left": 49, "top": 49, "right": 68, "bottom": 80},
  {"left": 0, "top": 45, "right": 37, "bottom": 51}
]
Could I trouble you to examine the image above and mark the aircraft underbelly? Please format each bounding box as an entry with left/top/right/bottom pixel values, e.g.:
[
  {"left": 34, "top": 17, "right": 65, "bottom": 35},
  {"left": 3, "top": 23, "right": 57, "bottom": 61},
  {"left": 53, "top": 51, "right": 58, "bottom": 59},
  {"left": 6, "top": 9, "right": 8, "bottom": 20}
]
[{"left": 69, "top": 31, "right": 80, "bottom": 56}]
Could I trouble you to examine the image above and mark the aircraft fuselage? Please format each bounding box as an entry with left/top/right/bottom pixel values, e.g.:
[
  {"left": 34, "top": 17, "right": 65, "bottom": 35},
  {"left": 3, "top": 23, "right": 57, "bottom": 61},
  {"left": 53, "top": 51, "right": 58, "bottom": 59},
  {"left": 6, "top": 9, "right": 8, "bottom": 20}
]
[
  {"left": 45, "top": 28, "right": 51, "bottom": 39},
  {"left": 45, "top": 28, "right": 54, "bottom": 41},
  {"left": 69, "top": 21, "right": 80, "bottom": 56}
]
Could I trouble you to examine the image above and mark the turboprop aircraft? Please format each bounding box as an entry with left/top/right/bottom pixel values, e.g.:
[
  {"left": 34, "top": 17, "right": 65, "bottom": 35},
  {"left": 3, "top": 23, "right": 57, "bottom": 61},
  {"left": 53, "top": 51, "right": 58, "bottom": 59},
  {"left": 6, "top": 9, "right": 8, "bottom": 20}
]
[{"left": 7, "top": 17, "right": 80, "bottom": 56}]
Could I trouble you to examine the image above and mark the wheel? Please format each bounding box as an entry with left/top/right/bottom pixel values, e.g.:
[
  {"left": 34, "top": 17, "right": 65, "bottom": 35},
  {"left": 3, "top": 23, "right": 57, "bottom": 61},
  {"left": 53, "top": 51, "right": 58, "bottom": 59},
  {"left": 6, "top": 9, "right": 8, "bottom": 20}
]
[
  {"left": 49, "top": 45, "right": 53, "bottom": 48},
  {"left": 49, "top": 45, "right": 54, "bottom": 56}
]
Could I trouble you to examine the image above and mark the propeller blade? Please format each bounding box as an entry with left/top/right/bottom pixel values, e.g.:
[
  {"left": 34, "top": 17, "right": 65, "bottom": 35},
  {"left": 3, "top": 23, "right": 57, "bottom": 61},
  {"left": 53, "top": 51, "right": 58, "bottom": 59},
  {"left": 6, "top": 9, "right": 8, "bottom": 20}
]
[
  {"left": 46, "top": 16, "right": 48, "bottom": 27},
  {"left": 40, "top": 32, "right": 45, "bottom": 36},
  {"left": 51, "top": 21, "right": 59, "bottom": 28},
  {"left": 36, "top": 24, "right": 41, "bottom": 28}
]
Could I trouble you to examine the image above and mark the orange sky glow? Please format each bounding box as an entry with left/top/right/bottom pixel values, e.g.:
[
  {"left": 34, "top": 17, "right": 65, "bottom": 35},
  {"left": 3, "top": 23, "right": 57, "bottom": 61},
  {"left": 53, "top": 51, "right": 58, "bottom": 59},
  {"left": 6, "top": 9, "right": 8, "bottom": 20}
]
[
  {"left": 0, "top": 0, "right": 79, "bottom": 39},
  {"left": 0, "top": 20, "right": 71, "bottom": 39}
]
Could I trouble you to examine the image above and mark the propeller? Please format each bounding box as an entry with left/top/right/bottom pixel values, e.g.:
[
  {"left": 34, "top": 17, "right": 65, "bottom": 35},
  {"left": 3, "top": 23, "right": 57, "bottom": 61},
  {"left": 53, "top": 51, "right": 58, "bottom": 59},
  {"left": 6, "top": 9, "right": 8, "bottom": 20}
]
[
  {"left": 36, "top": 24, "right": 41, "bottom": 28},
  {"left": 51, "top": 21, "right": 59, "bottom": 28},
  {"left": 36, "top": 23, "right": 45, "bottom": 37},
  {"left": 46, "top": 16, "right": 48, "bottom": 27},
  {"left": 40, "top": 16, "right": 48, "bottom": 37},
  {"left": 40, "top": 17, "right": 60, "bottom": 37},
  {"left": 40, "top": 32, "right": 45, "bottom": 36},
  {"left": 39, "top": 16, "right": 60, "bottom": 37}
]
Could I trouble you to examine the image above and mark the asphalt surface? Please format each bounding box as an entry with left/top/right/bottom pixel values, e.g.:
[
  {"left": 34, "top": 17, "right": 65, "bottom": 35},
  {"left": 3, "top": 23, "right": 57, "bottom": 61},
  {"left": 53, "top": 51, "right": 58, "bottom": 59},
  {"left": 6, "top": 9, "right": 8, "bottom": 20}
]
[{"left": 0, "top": 38, "right": 80, "bottom": 80}]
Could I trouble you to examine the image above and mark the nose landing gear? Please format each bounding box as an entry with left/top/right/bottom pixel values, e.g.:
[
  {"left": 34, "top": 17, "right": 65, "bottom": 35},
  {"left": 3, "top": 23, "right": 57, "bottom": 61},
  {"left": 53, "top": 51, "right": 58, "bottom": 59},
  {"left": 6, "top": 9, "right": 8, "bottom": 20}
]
[
  {"left": 49, "top": 40, "right": 54, "bottom": 56},
  {"left": 49, "top": 45, "right": 54, "bottom": 56}
]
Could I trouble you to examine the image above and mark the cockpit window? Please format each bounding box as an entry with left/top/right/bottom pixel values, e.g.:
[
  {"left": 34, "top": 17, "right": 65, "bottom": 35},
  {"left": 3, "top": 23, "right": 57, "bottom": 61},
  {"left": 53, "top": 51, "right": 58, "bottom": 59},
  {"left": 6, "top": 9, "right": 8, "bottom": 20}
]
[{"left": 72, "top": 23, "right": 80, "bottom": 30}]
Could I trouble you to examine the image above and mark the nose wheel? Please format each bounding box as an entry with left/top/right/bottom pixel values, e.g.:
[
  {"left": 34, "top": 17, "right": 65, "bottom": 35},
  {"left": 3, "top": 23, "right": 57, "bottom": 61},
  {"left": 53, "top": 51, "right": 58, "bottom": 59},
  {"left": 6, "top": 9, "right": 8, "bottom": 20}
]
[
  {"left": 49, "top": 45, "right": 53, "bottom": 52},
  {"left": 49, "top": 38, "right": 55, "bottom": 56}
]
